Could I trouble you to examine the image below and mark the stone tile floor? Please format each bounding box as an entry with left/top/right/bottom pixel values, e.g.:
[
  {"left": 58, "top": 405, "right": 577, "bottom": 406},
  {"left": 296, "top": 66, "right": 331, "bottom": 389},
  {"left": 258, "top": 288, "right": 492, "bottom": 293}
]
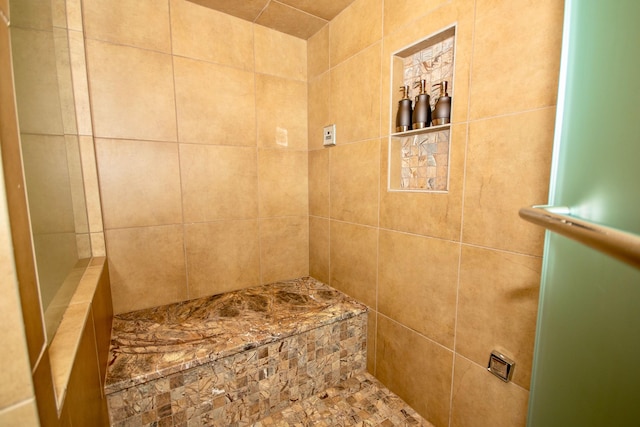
[{"left": 252, "top": 372, "right": 435, "bottom": 427}]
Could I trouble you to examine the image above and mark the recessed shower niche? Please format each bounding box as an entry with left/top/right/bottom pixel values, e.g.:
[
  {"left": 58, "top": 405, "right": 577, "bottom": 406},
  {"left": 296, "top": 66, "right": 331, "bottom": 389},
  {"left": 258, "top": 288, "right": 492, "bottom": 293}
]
[{"left": 388, "top": 26, "right": 456, "bottom": 192}]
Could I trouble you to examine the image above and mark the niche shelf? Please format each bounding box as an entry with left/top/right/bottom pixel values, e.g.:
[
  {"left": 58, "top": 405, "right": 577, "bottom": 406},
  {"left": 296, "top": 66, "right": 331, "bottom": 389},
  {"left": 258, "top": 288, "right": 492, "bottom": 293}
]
[{"left": 388, "top": 25, "right": 456, "bottom": 193}]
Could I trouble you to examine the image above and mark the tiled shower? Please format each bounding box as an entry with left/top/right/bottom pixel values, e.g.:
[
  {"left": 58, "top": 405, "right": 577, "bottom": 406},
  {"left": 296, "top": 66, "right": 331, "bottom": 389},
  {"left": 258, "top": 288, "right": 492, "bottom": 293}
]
[{"left": 0, "top": 0, "right": 565, "bottom": 426}]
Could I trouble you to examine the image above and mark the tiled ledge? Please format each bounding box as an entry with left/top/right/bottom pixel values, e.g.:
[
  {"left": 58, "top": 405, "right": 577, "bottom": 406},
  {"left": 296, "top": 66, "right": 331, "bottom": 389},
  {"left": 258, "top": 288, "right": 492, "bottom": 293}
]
[{"left": 48, "top": 257, "right": 107, "bottom": 411}]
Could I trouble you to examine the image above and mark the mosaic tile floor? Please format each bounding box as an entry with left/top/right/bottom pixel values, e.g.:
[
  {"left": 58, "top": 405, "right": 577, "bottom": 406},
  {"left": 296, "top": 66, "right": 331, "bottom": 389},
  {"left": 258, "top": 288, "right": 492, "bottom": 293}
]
[{"left": 253, "top": 372, "right": 435, "bottom": 427}]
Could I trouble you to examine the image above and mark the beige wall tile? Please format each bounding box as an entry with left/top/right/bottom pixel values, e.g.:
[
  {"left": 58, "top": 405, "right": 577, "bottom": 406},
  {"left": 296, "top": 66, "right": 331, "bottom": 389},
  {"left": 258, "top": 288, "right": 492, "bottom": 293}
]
[
  {"left": 308, "top": 71, "right": 331, "bottom": 150},
  {"left": 255, "top": 1, "right": 326, "bottom": 40},
  {"left": 450, "top": 356, "right": 529, "bottom": 427},
  {"left": 185, "top": 220, "right": 260, "bottom": 298},
  {"left": 469, "top": 0, "right": 563, "bottom": 119},
  {"left": 329, "top": 221, "right": 377, "bottom": 308},
  {"left": 330, "top": 139, "right": 380, "bottom": 226},
  {"left": 307, "top": 24, "right": 329, "bottom": 79},
  {"left": 0, "top": 399, "right": 40, "bottom": 426},
  {"left": 329, "top": 0, "right": 382, "bottom": 66},
  {"left": 308, "top": 148, "right": 330, "bottom": 217},
  {"left": 378, "top": 229, "right": 459, "bottom": 349},
  {"left": 383, "top": 0, "right": 450, "bottom": 36},
  {"left": 331, "top": 44, "right": 381, "bottom": 144},
  {"left": 187, "top": 0, "right": 269, "bottom": 22},
  {"left": 83, "top": 0, "right": 170, "bottom": 52},
  {"left": 170, "top": 0, "right": 254, "bottom": 70},
  {"left": 10, "top": 27, "right": 64, "bottom": 135},
  {"left": 86, "top": 39, "right": 177, "bottom": 141},
  {"left": 456, "top": 245, "right": 541, "bottom": 390},
  {"left": 278, "top": 0, "right": 355, "bottom": 21},
  {"left": 256, "top": 74, "right": 307, "bottom": 150},
  {"left": 462, "top": 109, "right": 555, "bottom": 255},
  {"left": 79, "top": 136, "right": 103, "bottom": 234},
  {"left": 106, "top": 225, "right": 187, "bottom": 314},
  {"left": 254, "top": 25, "right": 306, "bottom": 81},
  {"left": 258, "top": 149, "right": 308, "bottom": 217},
  {"left": 380, "top": 124, "right": 466, "bottom": 241},
  {"left": 259, "top": 216, "right": 309, "bottom": 284},
  {"left": 308, "top": 216, "right": 329, "bottom": 283},
  {"left": 180, "top": 144, "right": 258, "bottom": 223},
  {"left": 173, "top": 56, "right": 255, "bottom": 146},
  {"left": 95, "top": 138, "right": 182, "bottom": 229},
  {"left": 68, "top": 30, "right": 92, "bottom": 136},
  {"left": 376, "top": 315, "right": 453, "bottom": 426}
]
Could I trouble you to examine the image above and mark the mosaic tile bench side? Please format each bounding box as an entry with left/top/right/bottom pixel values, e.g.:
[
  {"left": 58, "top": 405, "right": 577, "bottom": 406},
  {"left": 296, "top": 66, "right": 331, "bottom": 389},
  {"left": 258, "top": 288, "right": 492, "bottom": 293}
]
[{"left": 106, "top": 312, "right": 367, "bottom": 427}]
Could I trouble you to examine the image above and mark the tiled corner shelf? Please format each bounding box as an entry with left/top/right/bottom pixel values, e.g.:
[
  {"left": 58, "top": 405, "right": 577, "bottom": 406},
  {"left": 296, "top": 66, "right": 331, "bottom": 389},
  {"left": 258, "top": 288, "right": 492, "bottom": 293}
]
[{"left": 388, "top": 25, "right": 456, "bottom": 193}]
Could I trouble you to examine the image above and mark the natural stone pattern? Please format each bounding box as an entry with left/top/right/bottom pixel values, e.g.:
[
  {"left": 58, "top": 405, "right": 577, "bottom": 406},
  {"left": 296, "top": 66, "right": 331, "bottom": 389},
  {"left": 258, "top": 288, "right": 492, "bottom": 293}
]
[{"left": 105, "top": 278, "right": 368, "bottom": 426}]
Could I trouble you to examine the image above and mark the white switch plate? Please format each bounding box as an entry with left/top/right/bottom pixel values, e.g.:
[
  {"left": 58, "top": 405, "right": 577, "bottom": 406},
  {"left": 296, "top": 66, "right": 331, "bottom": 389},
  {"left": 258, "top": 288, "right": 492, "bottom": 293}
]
[{"left": 323, "top": 124, "right": 336, "bottom": 146}]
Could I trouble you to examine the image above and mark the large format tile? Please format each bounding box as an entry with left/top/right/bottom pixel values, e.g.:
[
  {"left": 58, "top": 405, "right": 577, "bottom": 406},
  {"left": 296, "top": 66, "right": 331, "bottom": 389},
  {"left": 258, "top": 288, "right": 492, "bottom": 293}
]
[
  {"left": 456, "top": 245, "right": 541, "bottom": 390},
  {"left": 307, "top": 71, "right": 331, "bottom": 150},
  {"left": 83, "top": 0, "right": 170, "bottom": 52},
  {"left": 309, "top": 216, "right": 330, "bottom": 284},
  {"left": 254, "top": 25, "right": 306, "bottom": 81},
  {"left": 95, "top": 138, "right": 182, "bottom": 229},
  {"left": 185, "top": 220, "right": 260, "bottom": 299},
  {"left": 170, "top": 0, "right": 253, "bottom": 70},
  {"left": 258, "top": 149, "right": 308, "bottom": 217},
  {"left": 383, "top": 0, "right": 450, "bottom": 36},
  {"left": 330, "top": 139, "right": 380, "bottom": 226},
  {"left": 376, "top": 315, "right": 453, "bottom": 427},
  {"left": 256, "top": 74, "right": 307, "bottom": 150},
  {"left": 462, "top": 109, "right": 555, "bottom": 255},
  {"left": 329, "top": 0, "right": 382, "bottom": 66},
  {"left": 86, "top": 39, "right": 177, "bottom": 141},
  {"left": 378, "top": 229, "right": 459, "bottom": 349},
  {"left": 308, "top": 148, "right": 330, "bottom": 217},
  {"left": 259, "top": 216, "right": 309, "bottom": 284},
  {"left": 307, "top": 24, "right": 329, "bottom": 79},
  {"left": 106, "top": 225, "right": 187, "bottom": 314},
  {"left": 330, "top": 221, "right": 378, "bottom": 308},
  {"left": 179, "top": 144, "right": 258, "bottom": 223},
  {"left": 469, "top": 0, "right": 563, "bottom": 119},
  {"left": 450, "top": 356, "right": 529, "bottom": 427},
  {"left": 173, "top": 56, "right": 255, "bottom": 146}
]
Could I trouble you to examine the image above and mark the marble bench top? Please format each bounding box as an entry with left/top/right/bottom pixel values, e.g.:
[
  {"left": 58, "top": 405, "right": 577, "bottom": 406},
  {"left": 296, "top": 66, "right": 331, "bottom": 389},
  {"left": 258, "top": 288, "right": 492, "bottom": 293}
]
[{"left": 105, "top": 277, "right": 367, "bottom": 394}]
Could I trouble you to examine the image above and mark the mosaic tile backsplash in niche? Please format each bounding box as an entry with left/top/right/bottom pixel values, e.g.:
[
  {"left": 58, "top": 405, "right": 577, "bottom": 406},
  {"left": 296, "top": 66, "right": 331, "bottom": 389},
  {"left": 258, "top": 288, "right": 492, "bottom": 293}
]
[
  {"left": 400, "top": 130, "right": 450, "bottom": 191},
  {"left": 403, "top": 35, "right": 455, "bottom": 109}
]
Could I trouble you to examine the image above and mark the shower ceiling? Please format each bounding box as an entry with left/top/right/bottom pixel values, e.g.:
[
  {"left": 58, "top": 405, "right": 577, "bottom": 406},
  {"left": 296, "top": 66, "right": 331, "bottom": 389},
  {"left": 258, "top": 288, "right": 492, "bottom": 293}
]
[{"left": 187, "top": 0, "right": 356, "bottom": 39}]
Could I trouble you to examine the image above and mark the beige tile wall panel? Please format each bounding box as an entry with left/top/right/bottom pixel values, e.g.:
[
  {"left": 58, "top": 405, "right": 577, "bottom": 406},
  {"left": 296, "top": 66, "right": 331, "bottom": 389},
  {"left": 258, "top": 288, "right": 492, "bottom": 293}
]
[
  {"left": 83, "top": 0, "right": 171, "bottom": 53},
  {"left": 259, "top": 216, "right": 309, "bottom": 284},
  {"left": 173, "top": 56, "right": 256, "bottom": 146},
  {"left": 376, "top": 315, "right": 453, "bottom": 426},
  {"left": 254, "top": 25, "right": 307, "bottom": 81},
  {"left": 329, "top": 0, "right": 382, "bottom": 66},
  {"left": 258, "top": 149, "right": 308, "bottom": 217},
  {"left": 330, "top": 44, "right": 381, "bottom": 145},
  {"left": 457, "top": 246, "right": 542, "bottom": 390},
  {"left": 307, "top": 71, "right": 331, "bottom": 150},
  {"left": 179, "top": 144, "right": 258, "bottom": 222},
  {"left": 383, "top": 0, "right": 450, "bottom": 36},
  {"left": 378, "top": 229, "right": 459, "bottom": 349},
  {"left": 170, "top": 0, "right": 254, "bottom": 70},
  {"left": 186, "top": 0, "right": 269, "bottom": 22},
  {"left": 462, "top": 109, "right": 555, "bottom": 256},
  {"left": 308, "top": 216, "right": 330, "bottom": 283},
  {"left": 95, "top": 138, "right": 182, "bottom": 229},
  {"left": 329, "top": 221, "right": 378, "bottom": 308},
  {"left": 308, "top": 148, "right": 330, "bottom": 217},
  {"left": 86, "top": 39, "right": 177, "bottom": 142},
  {"left": 330, "top": 139, "right": 380, "bottom": 226},
  {"left": 256, "top": 74, "right": 307, "bottom": 150},
  {"left": 278, "top": 0, "right": 355, "bottom": 21},
  {"left": 307, "top": 24, "right": 329, "bottom": 79},
  {"left": 106, "top": 225, "right": 187, "bottom": 314},
  {"left": 450, "top": 355, "right": 529, "bottom": 427},
  {"left": 0, "top": 400, "right": 40, "bottom": 427},
  {"left": 469, "top": 0, "right": 564, "bottom": 119},
  {"left": 255, "top": 1, "right": 326, "bottom": 40},
  {"left": 379, "top": 124, "right": 466, "bottom": 241},
  {"left": 185, "top": 220, "right": 260, "bottom": 298}
]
